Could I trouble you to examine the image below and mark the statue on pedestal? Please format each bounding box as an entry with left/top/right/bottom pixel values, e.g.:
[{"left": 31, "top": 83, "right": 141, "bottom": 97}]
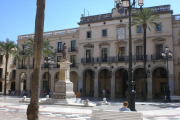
[{"left": 62, "top": 42, "right": 67, "bottom": 61}]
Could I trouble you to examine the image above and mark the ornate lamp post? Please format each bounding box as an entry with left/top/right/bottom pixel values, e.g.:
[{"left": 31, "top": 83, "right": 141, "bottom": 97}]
[
  {"left": 161, "top": 45, "right": 173, "bottom": 102},
  {"left": 44, "top": 56, "right": 54, "bottom": 95},
  {"left": 115, "top": 0, "right": 144, "bottom": 111}
]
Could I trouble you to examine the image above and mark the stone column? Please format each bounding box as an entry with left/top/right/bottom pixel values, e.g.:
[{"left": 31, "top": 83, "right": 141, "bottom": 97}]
[
  {"left": 147, "top": 77, "right": 152, "bottom": 99},
  {"left": 15, "top": 72, "right": 20, "bottom": 91},
  {"left": 51, "top": 72, "right": 54, "bottom": 92},
  {"left": 110, "top": 76, "right": 115, "bottom": 98},
  {"left": 94, "top": 75, "right": 98, "bottom": 97}
]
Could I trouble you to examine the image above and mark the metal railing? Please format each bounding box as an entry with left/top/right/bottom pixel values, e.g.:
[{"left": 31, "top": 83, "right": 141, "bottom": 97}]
[
  {"left": 18, "top": 65, "right": 27, "bottom": 69},
  {"left": 41, "top": 64, "right": 50, "bottom": 68},
  {"left": 70, "top": 63, "right": 78, "bottom": 68},
  {"left": 151, "top": 54, "right": 164, "bottom": 60},
  {"left": 55, "top": 49, "right": 62, "bottom": 53},
  {"left": 97, "top": 57, "right": 116, "bottom": 63},
  {"left": 116, "top": 56, "right": 129, "bottom": 62},
  {"left": 81, "top": 58, "right": 96, "bottom": 63},
  {"left": 178, "top": 58, "right": 180, "bottom": 64},
  {"left": 53, "top": 63, "right": 60, "bottom": 68},
  {"left": 29, "top": 65, "right": 34, "bottom": 69},
  {"left": 68, "top": 47, "right": 78, "bottom": 52}
]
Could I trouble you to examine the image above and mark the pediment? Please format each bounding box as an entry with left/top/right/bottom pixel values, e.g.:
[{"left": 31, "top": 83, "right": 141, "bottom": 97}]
[
  {"left": 84, "top": 43, "right": 94, "bottom": 47},
  {"left": 133, "top": 39, "right": 143, "bottom": 44},
  {"left": 99, "top": 42, "right": 110, "bottom": 47},
  {"left": 152, "top": 37, "right": 166, "bottom": 42}
]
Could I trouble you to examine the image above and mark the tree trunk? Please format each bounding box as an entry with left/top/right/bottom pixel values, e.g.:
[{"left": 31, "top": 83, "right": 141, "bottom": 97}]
[
  {"left": 4, "top": 54, "right": 9, "bottom": 95},
  {"left": 26, "top": 0, "right": 45, "bottom": 120},
  {"left": 143, "top": 24, "right": 147, "bottom": 101}
]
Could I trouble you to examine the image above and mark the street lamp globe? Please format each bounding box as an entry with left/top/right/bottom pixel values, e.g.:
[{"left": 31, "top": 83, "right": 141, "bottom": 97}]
[
  {"left": 138, "top": 0, "right": 144, "bottom": 7},
  {"left": 165, "top": 45, "right": 169, "bottom": 51},
  {"left": 161, "top": 51, "right": 166, "bottom": 57}
]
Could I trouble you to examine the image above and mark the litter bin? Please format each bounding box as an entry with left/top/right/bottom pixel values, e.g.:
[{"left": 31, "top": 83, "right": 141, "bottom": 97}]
[{"left": 75, "top": 92, "right": 81, "bottom": 98}]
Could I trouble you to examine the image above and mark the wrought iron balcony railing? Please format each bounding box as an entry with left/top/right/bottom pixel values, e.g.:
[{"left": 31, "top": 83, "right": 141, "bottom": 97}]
[
  {"left": 41, "top": 64, "right": 50, "bottom": 68},
  {"left": 55, "top": 49, "right": 62, "bottom": 53},
  {"left": 29, "top": 65, "right": 34, "bottom": 69},
  {"left": 53, "top": 63, "right": 60, "bottom": 68},
  {"left": 68, "top": 47, "right": 78, "bottom": 52},
  {"left": 81, "top": 58, "right": 96, "bottom": 63},
  {"left": 18, "top": 65, "right": 27, "bottom": 69},
  {"left": 70, "top": 63, "right": 78, "bottom": 68}
]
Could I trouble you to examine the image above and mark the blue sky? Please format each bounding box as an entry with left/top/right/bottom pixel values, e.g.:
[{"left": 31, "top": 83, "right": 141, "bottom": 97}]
[{"left": 0, "top": 0, "right": 179, "bottom": 43}]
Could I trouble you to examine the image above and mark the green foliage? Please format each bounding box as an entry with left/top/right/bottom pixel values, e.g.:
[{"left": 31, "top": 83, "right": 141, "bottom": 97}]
[
  {"left": 0, "top": 39, "right": 19, "bottom": 58},
  {"left": 21, "top": 38, "right": 55, "bottom": 60},
  {"left": 132, "top": 8, "right": 161, "bottom": 31}
]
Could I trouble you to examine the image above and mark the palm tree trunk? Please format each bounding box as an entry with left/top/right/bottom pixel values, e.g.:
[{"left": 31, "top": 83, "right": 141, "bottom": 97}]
[
  {"left": 143, "top": 24, "right": 147, "bottom": 101},
  {"left": 26, "top": 0, "right": 45, "bottom": 120},
  {"left": 4, "top": 54, "right": 9, "bottom": 95}
]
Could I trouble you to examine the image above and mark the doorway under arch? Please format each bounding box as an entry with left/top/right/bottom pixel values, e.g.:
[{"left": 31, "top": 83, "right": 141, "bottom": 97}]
[
  {"left": 152, "top": 67, "right": 167, "bottom": 98},
  {"left": 115, "top": 68, "right": 128, "bottom": 97},
  {"left": 82, "top": 69, "right": 94, "bottom": 97},
  {"left": 70, "top": 71, "right": 78, "bottom": 92},
  {"left": 42, "top": 72, "right": 51, "bottom": 92},
  {"left": 98, "top": 69, "right": 111, "bottom": 97},
  {"left": 0, "top": 81, "right": 2, "bottom": 92},
  {"left": 19, "top": 72, "right": 27, "bottom": 91},
  {"left": 133, "top": 68, "right": 144, "bottom": 98}
]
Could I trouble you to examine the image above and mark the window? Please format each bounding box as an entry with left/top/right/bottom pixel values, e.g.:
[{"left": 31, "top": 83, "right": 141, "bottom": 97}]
[
  {"left": 43, "top": 74, "right": 46, "bottom": 79},
  {"left": 102, "top": 48, "right": 107, "bottom": 62},
  {"left": 102, "top": 29, "right": 107, "bottom": 37},
  {"left": 161, "top": 83, "right": 166, "bottom": 92},
  {"left": 87, "top": 31, "right": 91, "bottom": 39},
  {"left": 57, "top": 56, "right": 62, "bottom": 62},
  {"left": 156, "top": 24, "right": 161, "bottom": 31},
  {"left": 119, "top": 47, "right": 125, "bottom": 56},
  {"left": 13, "top": 58, "right": 16, "bottom": 65},
  {"left": 86, "top": 50, "right": 91, "bottom": 62},
  {"left": 57, "top": 56, "right": 62, "bottom": 68},
  {"left": 0, "top": 68, "right": 2, "bottom": 79},
  {"left": 136, "top": 46, "right": 143, "bottom": 60},
  {"left": 58, "top": 42, "right": 62, "bottom": 52},
  {"left": 12, "top": 70, "right": 16, "bottom": 79},
  {"left": 22, "top": 45, "right": 26, "bottom": 49},
  {"left": 0, "top": 55, "right": 3, "bottom": 64},
  {"left": 70, "top": 55, "right": 76, "bottom": 67},
  {"left": 155, "top": 44, "right": 163, "bottom": 59},
  {"left": 137, "top": 25, "right": 142, "bottom": 33},
  {"left": 21, "top": 59, "right": 25, "bottom": 67},
  {"left": 71, "top": 41, "right": 76, "bottom": 50}
]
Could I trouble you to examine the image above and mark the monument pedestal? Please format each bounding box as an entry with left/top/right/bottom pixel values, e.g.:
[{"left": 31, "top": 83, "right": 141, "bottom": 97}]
[{"left": 45, "top": 59, "right": 76, "bottom": 104}]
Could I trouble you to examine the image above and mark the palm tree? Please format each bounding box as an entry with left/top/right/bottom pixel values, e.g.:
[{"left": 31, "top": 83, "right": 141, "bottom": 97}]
[
  {"left": 21, "top": 38, "right": 55, "bottom": 59},
  {"left": 0, "top": 39, "right": 19, "bottom": 95},
  {"left": 26, "top": 0, "right": 46, "bottom": 120},
  {"left": 132, "top": 8, "right": 160, "bottom": 101}
]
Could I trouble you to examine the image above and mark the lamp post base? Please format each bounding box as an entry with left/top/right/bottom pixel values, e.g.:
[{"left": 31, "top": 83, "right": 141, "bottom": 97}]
[
  {"left": 126, "top": 90, "right": 136, "bottom": 111},
  {"left": 165, "top": 90, "right": 171, "bottom": 102}
]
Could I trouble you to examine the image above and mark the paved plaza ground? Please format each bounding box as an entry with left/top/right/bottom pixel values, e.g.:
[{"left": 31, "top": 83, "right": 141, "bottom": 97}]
[{"left": 0, "top": 95, "right": 180, "bottom": 120}]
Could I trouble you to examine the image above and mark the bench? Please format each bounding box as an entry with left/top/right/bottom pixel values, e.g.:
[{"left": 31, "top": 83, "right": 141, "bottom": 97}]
[
  {"left": 165, "top": 96, "right": 180, "bottom": 101},
  {"left": 91, "top": 109, "right": 143, "bottom": 120}
]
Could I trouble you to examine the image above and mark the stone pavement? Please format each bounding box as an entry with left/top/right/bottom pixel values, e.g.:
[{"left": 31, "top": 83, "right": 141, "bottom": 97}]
[{"left": 0, "top": 95, "right": 180, "bottom": 120}]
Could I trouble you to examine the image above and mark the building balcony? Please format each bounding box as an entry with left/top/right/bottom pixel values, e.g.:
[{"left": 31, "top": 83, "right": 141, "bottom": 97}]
[
  {"left": 18, "top": 65, "right": 27, "bottom": 69},
  {"left": 55, "top": 49, "right": 62, "bottom": 53},
  {"left": 68, "top": 47, "right": 78, "bottom": 52},
  {"left": 70, "top": 63, "right": 78, "bottom": 68},
  {"left": 116, "top": 56, "right": 129, "bottom": 62},
  {"left": 41, "top": 64, "right": 50, "bottom": 68},
  {"left": 179, "top": 59, "right": 180, "bottom": 64},
  {"left": 53, "top": 63, "right": 60, "bottom": 68},
  {"left": 29, "top": 65, "right": 34, "bottom": 69},
  {"left": 97, "top": 57, "right": 116, "bottom": 63},
  {"left": 81, "top": 58, "right": 96, "bottom": 63}
]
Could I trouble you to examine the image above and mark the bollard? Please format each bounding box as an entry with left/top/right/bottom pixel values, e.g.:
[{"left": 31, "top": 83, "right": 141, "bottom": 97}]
[
  {"left": 22, "top": 96, "right": 26, "bottom": 101},
  {"left": 46, "top": 95, "right": 49, "bottom": 98}
]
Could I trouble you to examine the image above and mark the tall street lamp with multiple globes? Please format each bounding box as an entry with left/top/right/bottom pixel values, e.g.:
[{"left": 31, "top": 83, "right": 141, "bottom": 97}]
[
  {"left": 44, "top": 56, "right": 54, "bottom": 96},
  {"left": 161, "top": 45, "right": 173, "bottom": 102},
  {"left": 115, "top": 0, "right": 144, "bottom": 111}
]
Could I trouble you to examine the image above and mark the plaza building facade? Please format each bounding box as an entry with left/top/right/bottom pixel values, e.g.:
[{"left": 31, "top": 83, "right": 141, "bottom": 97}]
[
  {"left": 0, "top": 51, "right": 16, "bottom": 93},
  {"left": 15, "top": 5, "right": 180, "bottom": 99}
]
